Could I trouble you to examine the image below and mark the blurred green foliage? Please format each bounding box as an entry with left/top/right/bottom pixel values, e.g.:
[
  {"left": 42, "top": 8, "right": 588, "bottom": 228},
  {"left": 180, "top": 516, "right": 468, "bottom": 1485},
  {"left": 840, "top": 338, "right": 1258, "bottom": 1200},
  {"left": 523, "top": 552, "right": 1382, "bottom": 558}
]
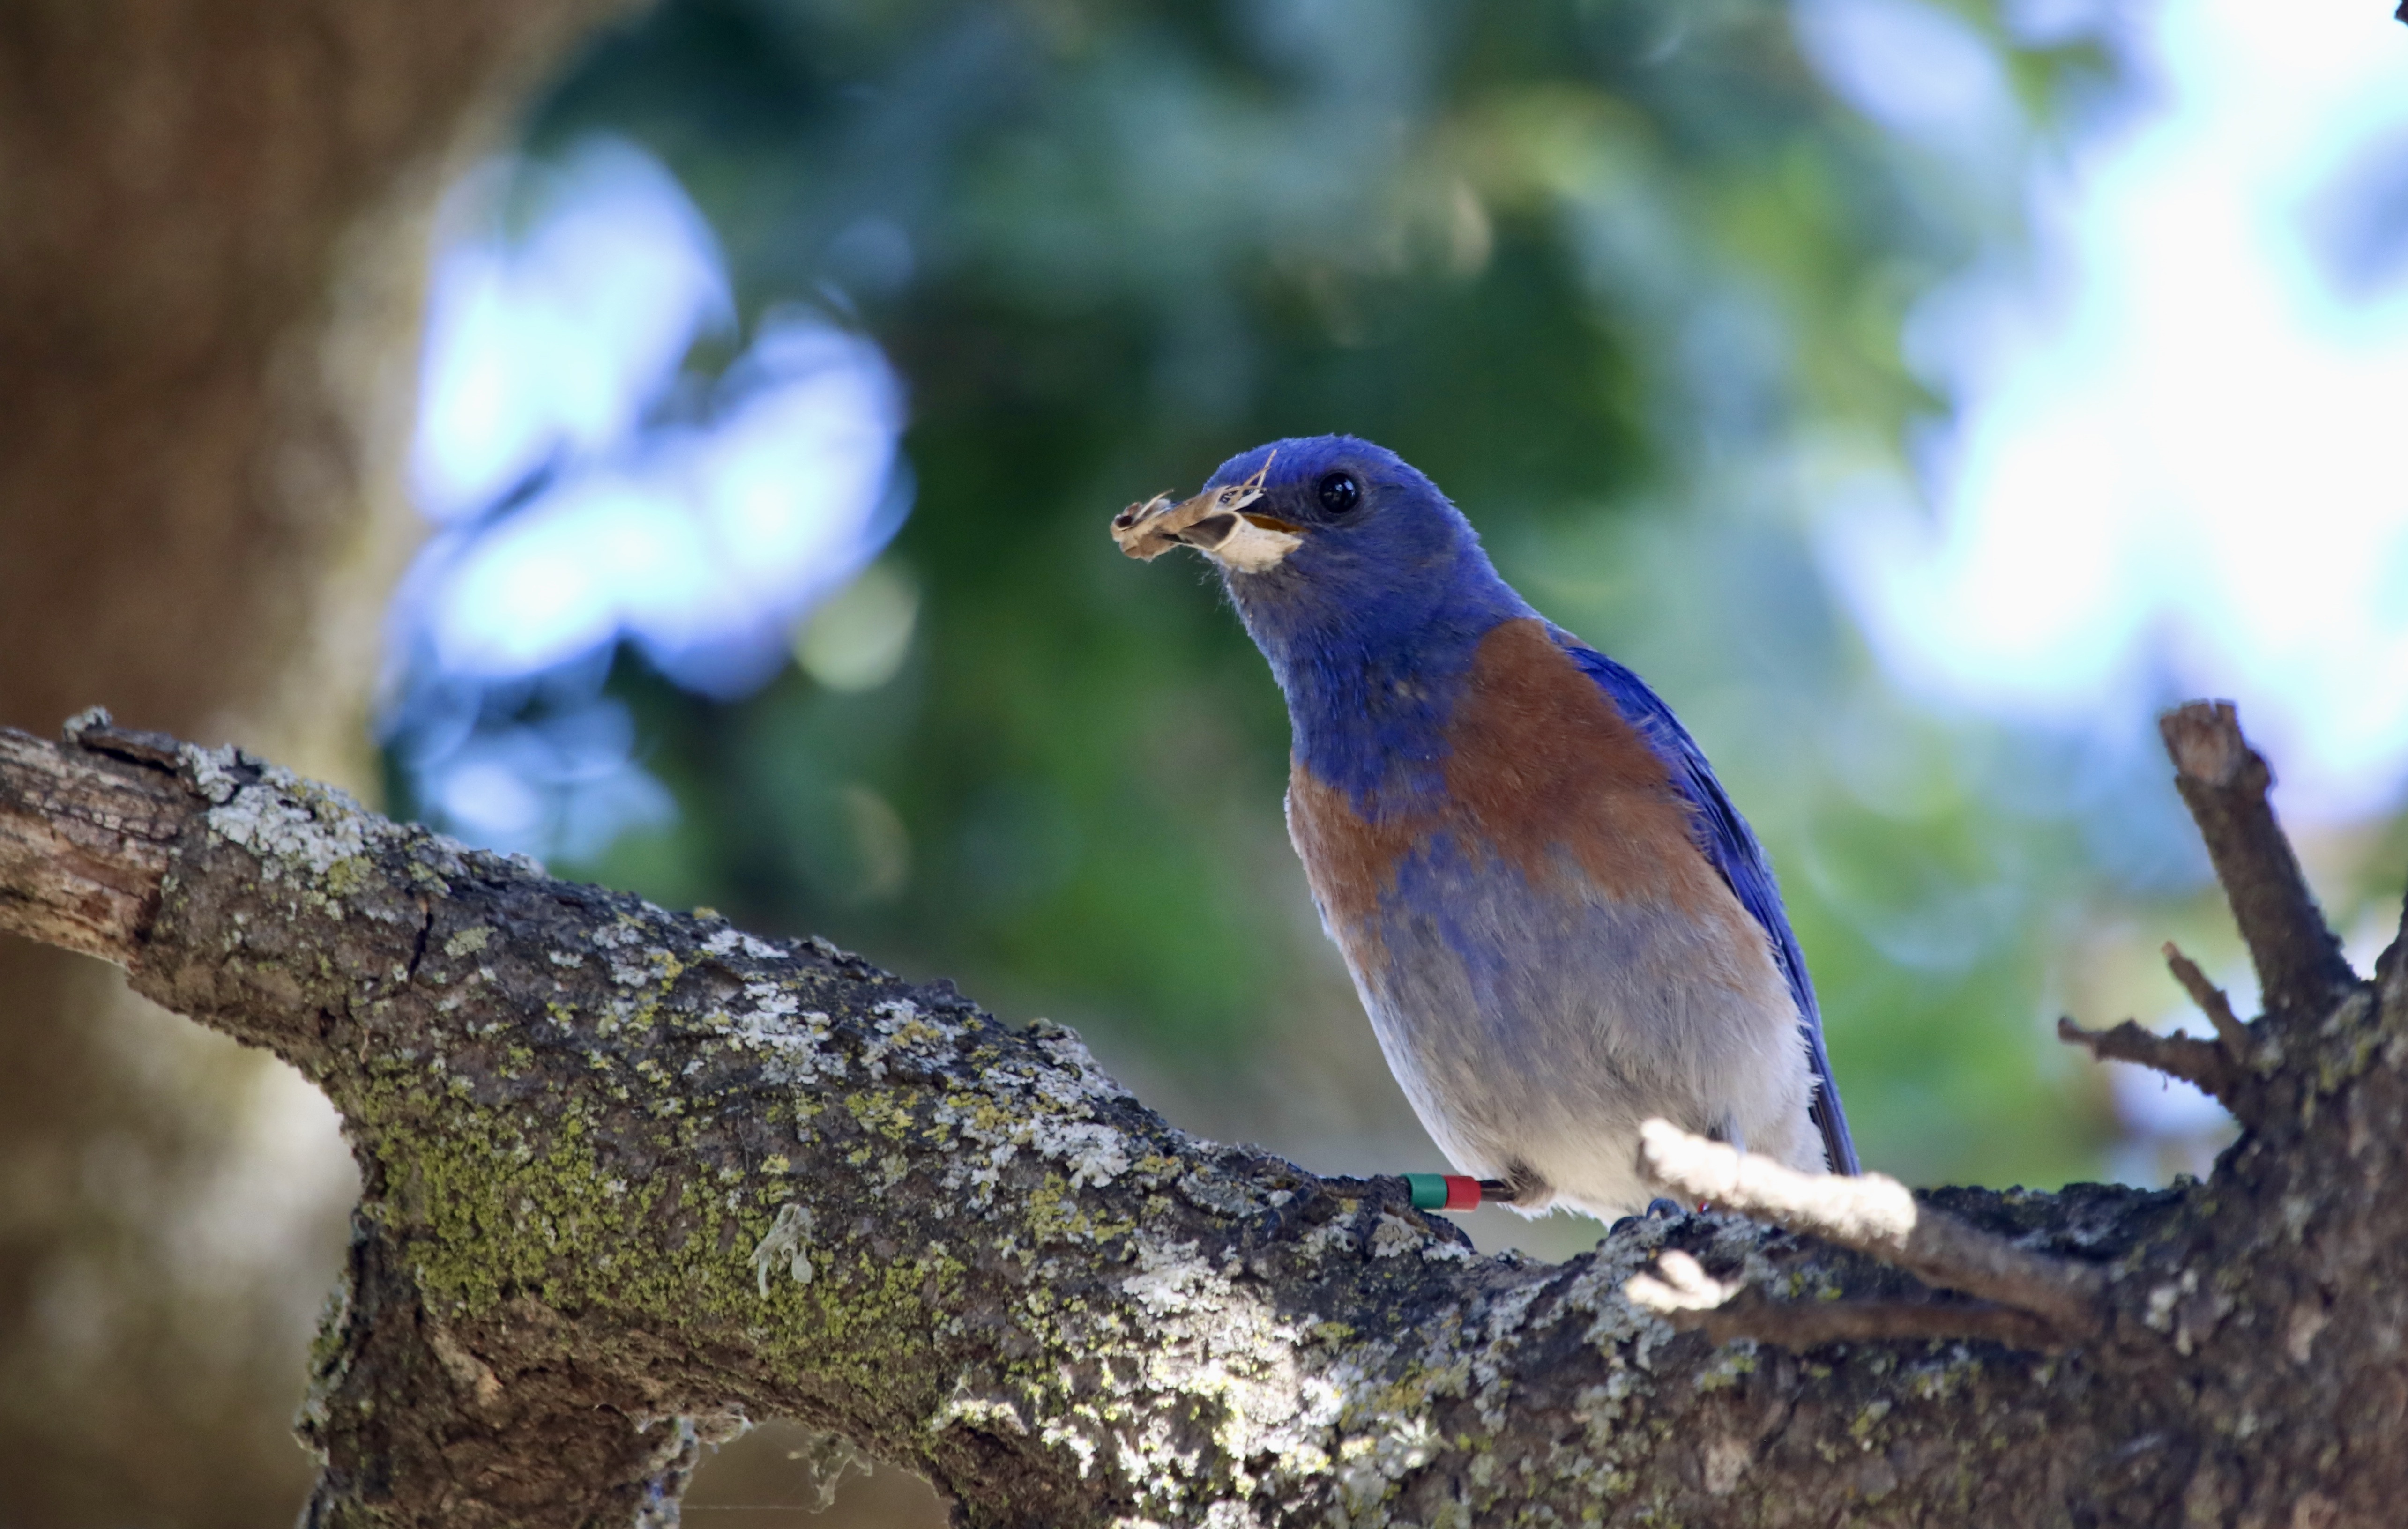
[{"left": 417, "top": 0, "right": 2253, "bottom": 1212}]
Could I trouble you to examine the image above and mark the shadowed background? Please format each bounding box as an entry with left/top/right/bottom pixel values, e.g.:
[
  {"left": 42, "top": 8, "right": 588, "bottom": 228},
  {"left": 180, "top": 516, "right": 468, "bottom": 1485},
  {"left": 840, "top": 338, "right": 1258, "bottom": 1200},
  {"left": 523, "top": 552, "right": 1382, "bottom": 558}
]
[{"left": 5, "top": 0, "right": 2407, "bottom": 1523}]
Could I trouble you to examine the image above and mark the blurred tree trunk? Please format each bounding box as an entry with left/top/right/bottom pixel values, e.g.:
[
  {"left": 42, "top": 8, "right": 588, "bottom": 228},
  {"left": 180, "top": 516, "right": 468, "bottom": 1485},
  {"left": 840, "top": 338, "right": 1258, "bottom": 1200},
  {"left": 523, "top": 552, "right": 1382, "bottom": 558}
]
[{"left": 0, "top": 2, "right": 633, "bottom": 1522}]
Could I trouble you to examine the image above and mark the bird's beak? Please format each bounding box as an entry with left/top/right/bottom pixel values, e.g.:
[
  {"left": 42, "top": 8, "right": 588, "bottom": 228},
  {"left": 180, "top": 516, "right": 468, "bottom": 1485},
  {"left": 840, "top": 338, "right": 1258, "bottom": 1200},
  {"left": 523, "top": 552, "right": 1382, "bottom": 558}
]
[{"left": 1109, "top": 460, "right": 1303, "bottom": 573}]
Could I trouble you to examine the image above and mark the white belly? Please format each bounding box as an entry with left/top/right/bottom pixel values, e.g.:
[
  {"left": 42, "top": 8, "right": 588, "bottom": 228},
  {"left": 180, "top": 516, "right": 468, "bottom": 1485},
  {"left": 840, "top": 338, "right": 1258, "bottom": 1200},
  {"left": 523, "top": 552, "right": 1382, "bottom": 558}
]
[{"left": 1335, "top": 848, "right": 1819, "bottom": 1222}]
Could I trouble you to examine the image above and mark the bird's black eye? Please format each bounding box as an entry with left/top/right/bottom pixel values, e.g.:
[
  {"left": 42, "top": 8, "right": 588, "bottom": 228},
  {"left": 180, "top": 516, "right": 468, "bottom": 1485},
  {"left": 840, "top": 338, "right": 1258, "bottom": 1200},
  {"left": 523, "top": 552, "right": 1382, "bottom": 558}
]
[{"left": 1316, "top": 472, "right": 1360, "bottom": 515}]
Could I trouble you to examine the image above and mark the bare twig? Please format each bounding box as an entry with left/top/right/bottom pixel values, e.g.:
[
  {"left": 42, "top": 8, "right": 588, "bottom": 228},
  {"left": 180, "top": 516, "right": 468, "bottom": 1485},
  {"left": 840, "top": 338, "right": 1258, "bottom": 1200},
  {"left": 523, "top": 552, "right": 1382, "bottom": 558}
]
[
  {"left": 1636, "top": 1121, "right": 2106, "bottom": 1339},
  {"left": 2161, "top": 942, "right": 2254, "bottom": 1060},
  {"left": 2056, "top": 941, "right": 2262, "bottom": 1110},
  {"left": 2159, "top": 702, "right": 2355, "bottom": 1028},
  {"left": 2057, "top": 1016, "right": 2239, "bottom": 1104}
]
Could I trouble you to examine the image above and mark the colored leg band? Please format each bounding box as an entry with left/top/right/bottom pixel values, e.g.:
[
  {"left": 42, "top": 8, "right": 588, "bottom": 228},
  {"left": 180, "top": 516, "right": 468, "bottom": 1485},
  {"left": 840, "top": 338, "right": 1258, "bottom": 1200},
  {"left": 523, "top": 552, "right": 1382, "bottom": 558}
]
[{"left": 1404, "top": 1173, "right": 1484, "bottom": 1211}]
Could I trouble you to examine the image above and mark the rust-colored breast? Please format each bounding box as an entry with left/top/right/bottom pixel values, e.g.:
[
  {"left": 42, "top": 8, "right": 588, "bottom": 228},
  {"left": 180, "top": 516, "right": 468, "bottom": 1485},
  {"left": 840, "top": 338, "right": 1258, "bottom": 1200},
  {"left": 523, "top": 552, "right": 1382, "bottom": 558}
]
[
  {"left": 1443, "top": 619, "right": 1725, "bottom": 912},
  {"left": 1286, "top": 619, "right": 1728, "bottom": 929},
  {"left": 1286, "top": 767, "right": 1416, "bottom": 934}
]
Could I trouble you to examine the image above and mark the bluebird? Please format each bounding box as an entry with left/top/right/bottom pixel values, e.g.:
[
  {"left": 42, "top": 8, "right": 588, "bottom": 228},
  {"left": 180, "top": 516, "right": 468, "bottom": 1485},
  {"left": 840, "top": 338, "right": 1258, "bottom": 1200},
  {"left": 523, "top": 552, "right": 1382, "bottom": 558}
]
[{"left": 1111, "top": 434, "right": 1856, "bottom": 1220}]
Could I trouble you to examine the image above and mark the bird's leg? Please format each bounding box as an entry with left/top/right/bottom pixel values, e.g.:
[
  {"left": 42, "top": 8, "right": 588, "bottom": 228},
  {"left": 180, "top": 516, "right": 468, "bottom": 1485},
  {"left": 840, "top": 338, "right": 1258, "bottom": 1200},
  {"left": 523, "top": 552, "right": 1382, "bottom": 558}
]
[
  {"left": 1395, "top": 1161, "right": 1543, "bottom": 1213},
  {"left": 1481, "top": 1158, "right": 1550, "bottom": 1210}
]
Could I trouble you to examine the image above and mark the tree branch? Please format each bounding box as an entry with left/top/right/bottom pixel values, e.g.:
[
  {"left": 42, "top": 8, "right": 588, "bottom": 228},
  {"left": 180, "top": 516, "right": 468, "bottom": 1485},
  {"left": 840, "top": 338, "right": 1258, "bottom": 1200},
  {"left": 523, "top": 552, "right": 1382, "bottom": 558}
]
[
  {"left": 4, "top": 712, "right": 2408, "bottom": 1525},
  {"left": 2160, "top": 701, "right": 2357, "bottom": 1028},
  {"left": 2162, "top": 941, "right": 2256, "bottom": 1061},
  {"left": 1633, "top": 1122, "right": 2107, "bottom": 1342},
  {"left": 2056, "top": 1016, "right": 2240, "bottom": 1105}
]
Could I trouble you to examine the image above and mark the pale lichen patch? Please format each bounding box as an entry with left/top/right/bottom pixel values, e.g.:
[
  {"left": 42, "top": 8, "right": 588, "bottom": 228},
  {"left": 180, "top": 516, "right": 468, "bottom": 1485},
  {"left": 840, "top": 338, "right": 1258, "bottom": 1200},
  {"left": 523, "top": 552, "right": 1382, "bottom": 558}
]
[
  {"left": 715, "top": 984, "right": 844, "bottom": 1086},
  {"left": 1035, "top": 1119, "right": 1133, "bottom": 1189},
  {"left": 1084, "top": 1229, "right": 1364, "bottom": 1505},
  {"left": 752, "top": 1202, "right": 816, "bottom": 1295},
  {"left": 1123, "top": 1239, "right": 1217, "bottom": 1319},
  {"left": 1369, "top": 1214, "right": 1424, "bottom": 1259},
  {"left": 1023, "top": 1020, "right": 1136, "bottom": 1108},
  {"left": 591, "top": 920, "right": 648, "bottom": 951},
  {"left": 1301, "top": 1214, "right": 1360, "bottom": 1262},
  {"left": 703, "top": 927, "right": 786, "bottom": 960},
  {"left": 932, "top": 1377, "right": 1031, "bottom": 1438},
  {"left": 203, "top": 763, "right": 380, "bottom": 882},
  {"left": 861, "top": 999, "right": 972, "bottom": 1078},
  {"left": 180, "top": 742, "right": 243, "bottom": 804},
  {"left": 1335, "top": 1413, "right": 1440, "bottom": 1511}
]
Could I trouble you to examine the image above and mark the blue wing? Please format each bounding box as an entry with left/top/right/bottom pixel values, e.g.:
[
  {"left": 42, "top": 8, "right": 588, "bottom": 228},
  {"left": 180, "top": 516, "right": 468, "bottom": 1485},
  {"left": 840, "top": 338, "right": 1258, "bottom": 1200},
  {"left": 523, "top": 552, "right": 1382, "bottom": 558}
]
[{"left": 1554, "top": 632, "right": 1859, "bottom": 1175}]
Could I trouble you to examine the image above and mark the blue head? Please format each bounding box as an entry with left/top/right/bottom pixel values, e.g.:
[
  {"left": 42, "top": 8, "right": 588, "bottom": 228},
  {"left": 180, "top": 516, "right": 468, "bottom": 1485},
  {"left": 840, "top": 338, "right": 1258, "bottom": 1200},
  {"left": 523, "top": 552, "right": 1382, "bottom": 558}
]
[
  {"left": 1194, "top": 435, "right": 1527, "bottom": 670},
  {"left": 1185, "top": 435, "right": 1533, "bottom": 801}
]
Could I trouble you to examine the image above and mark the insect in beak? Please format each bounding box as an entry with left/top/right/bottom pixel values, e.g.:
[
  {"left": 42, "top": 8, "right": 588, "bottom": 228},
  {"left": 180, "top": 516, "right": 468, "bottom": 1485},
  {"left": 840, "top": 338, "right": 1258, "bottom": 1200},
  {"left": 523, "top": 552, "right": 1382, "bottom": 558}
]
[{"left": 1109, "top": 458, "right": 1302, "bottom": 572}]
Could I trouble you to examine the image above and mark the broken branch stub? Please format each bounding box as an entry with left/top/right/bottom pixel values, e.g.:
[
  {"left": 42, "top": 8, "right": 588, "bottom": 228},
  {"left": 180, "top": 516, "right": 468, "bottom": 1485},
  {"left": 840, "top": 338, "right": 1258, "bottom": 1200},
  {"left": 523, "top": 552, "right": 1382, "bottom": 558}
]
[
  {"left": 2159, "top": 701, "right": 2356, "bottom": 1027},
  {"left": 2161, "top": 941, "right": 2255, "bottom": 1061}
]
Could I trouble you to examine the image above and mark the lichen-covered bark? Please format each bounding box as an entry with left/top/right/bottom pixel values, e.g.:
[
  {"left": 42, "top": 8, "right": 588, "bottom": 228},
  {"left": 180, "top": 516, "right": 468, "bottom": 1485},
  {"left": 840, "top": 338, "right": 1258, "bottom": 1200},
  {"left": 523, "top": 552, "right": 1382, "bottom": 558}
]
[{"left": 3, "top": 721, "right": 2405, "bottom": 1527}]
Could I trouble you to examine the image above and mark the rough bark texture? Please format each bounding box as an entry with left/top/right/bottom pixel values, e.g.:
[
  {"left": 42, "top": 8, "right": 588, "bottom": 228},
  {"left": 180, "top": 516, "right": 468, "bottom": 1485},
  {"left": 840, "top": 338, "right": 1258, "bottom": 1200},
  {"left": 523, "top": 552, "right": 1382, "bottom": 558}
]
[
  {"left": 0, "top": 3, "right": 636, "bottom": 1519},
  {"left": 0, "top": 709, "right": 2402, "bottom": 1528}
]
